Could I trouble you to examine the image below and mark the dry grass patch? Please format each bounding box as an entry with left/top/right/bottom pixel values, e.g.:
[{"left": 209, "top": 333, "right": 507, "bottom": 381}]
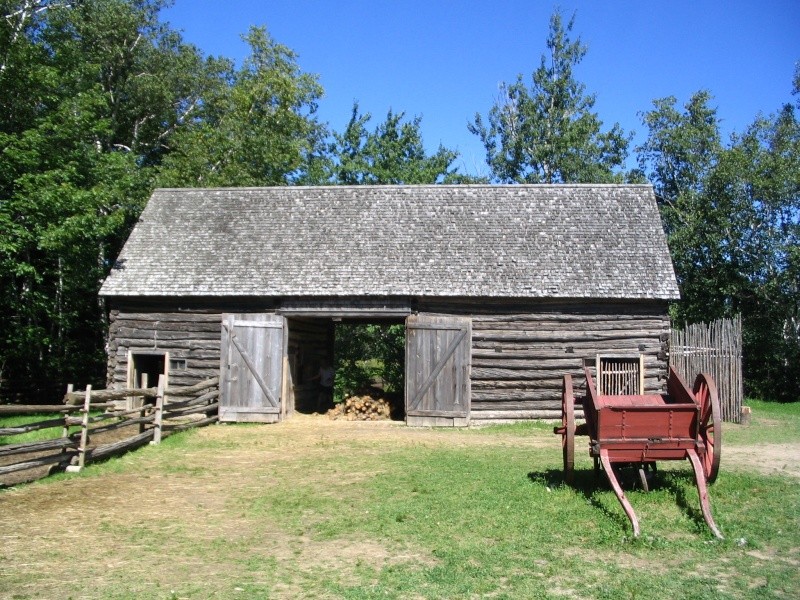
[
  {"left": 724, "top": 443, "right": 800, "bottom": 479},
  {"left": 1, "top": 418, "right": 445, "bottom": 598}
]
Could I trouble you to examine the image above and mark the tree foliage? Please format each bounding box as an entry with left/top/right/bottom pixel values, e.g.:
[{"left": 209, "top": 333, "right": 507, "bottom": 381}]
[
  {"left": 0, "top": 0, "right": 206, "bottom": 397},
  {"left": 333, "top": 323, "right": 404, "bottom": 402},
  {"left": 638, "top": 76, "right": 800, "bottom": 401},
  {"left": 469, "top": 10, "right": 632, "bottom": 183},
  {"left": 328, "top": 102, "right": 465, "bottom": 184},
  {"left": 157, "top": 26, "right": 327, "bottom": 187}
]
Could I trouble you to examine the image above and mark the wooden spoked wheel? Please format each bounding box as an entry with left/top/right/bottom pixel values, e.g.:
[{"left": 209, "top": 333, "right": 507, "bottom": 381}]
[
  {"left": 562, "top": 375, "right": 576, "bottom": 485},
  {"left": 694, "top": 373, "right": 722, "bottom": 483}
]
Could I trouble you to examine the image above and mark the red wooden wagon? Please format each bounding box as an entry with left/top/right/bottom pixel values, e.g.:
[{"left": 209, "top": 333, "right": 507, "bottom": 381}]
[{"left": 554, "top": 356, "right": 723, "bottom": 538}]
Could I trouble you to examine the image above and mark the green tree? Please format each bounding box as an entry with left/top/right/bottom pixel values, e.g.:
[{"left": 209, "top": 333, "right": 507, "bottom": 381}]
[
  {"left": 637, "top": 91, "right": 721, "bottom": 207},
  {"left": 333, "top": 323, "right": 405, "bottom": 404},
  {"left": 714, "top": 104, "right": 799, "bottom": 401},
  {"left": 636, "top": 92, "right": 726, "bottom": 320},
  {"left": 157, "top": 26, "right": 327, "bottom": 187},
  {"left": 0, "top": 0, "right": 209, "bottom": 398},
  {"left": 329, "top": 102, "right": 464, "bottom": 184},
  {"left": 638, "top": 74, "right": 800, "bottom": 401},
  {"left": 469, "top": 10, "right": 632, "bottom": 183}
]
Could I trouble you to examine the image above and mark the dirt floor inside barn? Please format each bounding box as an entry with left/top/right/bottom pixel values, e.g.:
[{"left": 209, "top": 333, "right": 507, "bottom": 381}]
[{"left": 1, "top": 413, "right": 798, "bottom": 599}]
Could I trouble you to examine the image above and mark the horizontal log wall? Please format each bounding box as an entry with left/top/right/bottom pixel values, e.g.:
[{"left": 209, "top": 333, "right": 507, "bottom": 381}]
[
  {"left": 108, "top": 298, "right": 671, "bottom": 423},
  {"left": 107, "top": 310, "right": 226, "bottom": 389},
  {"left": 107, "top": 309, "right": 333, "bottom": 412},
  {"left": 419, "top": 299, "right": 671, "bottom": 422}
]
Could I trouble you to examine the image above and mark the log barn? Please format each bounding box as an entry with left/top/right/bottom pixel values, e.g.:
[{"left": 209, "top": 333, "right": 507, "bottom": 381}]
[{"left": 99, "top": 184, "right": 679, "bottom": 426}]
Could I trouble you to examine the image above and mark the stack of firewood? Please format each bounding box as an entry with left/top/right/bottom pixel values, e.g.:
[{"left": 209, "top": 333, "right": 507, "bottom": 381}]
[{"left": 327, "top": 395, "right": 392, "bottom": 421}]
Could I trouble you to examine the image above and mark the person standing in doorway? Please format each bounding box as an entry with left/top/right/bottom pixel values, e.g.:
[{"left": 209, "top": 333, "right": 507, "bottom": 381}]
[{"left": 314, "top": 362, "right": 335, "bottom": 413}]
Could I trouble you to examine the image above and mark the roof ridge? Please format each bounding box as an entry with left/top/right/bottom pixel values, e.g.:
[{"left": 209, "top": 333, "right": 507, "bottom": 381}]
[{"left": 152, "top": 183, "right": 654, "bottom": 193}]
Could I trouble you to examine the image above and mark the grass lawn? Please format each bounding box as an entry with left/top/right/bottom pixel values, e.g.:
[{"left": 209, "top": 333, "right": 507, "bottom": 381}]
[
  {"left": 0, "top": 414, "right": 72, "bottom": 445},
  {"left": 0, "top": 403, "right": 798, "bottom": 599}
]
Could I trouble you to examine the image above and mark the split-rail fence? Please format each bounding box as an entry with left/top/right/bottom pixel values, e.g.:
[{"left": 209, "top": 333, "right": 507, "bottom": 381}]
[{"left": 0, "top": 376, "right": 219, "bottom": 485}]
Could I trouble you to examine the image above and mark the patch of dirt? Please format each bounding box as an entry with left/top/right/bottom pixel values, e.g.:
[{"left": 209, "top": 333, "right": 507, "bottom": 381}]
[
  {"left": 1, "top": 416, "right": 478, "bottom": 598},
  {"left": 723, "top": 443, "right": 800, "bottom": 479},
  {"left": 747, "top": 547, "right": 800, "bottom": 567},
  {"left": 279, "top": 413, "right": 553, "bottom": 450}
]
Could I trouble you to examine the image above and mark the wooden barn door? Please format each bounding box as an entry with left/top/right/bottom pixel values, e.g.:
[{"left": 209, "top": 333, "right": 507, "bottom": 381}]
[
  {"left": 405, "top": 314, "right": 471, "bottom": 426},
  {"left": 220, "top": 313, "right": 286, "bottom": 423}
]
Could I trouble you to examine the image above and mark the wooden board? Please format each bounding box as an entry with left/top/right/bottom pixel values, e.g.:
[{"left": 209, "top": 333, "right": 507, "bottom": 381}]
[
  {"left": 405, "top": 314, "right": 471, "bottom": 426},
  {"left": 219, "top": 313, "right": 285, "bottom": 423}
]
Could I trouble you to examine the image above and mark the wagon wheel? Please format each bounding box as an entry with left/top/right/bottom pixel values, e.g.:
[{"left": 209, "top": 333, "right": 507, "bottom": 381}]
[
  {"left": 694, "top": 373, "right": 722, "bottom": 483},
  {"left": 562, "top": 375, "right": 576, "bottom": 485}
]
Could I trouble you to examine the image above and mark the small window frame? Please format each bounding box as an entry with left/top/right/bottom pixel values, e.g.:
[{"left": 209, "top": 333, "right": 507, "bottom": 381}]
[{"left": 169, "top": 358, "right": 188, "bottom": 371}]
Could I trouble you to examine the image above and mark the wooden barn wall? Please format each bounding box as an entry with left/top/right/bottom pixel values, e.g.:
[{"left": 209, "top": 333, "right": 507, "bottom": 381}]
[
  {"left": 417, "top": 299, "right": 671, "bottom": 422},
  {"left": 106, "top": 305, "right": 333, "bottom": 413},
  {"left": 106, "top": 299, "right": 278, "bottom": 389},
  {"left": 107, "top": 310, "right": 226, "bottom": 388},
  {"left": 107, "top": 297, "right": 671, "bottom": 422}
]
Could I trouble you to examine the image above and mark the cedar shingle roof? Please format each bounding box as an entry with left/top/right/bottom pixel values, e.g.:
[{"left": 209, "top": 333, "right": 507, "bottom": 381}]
[{"left": 99, "top": 185, "right": 680, "bottom": 300}]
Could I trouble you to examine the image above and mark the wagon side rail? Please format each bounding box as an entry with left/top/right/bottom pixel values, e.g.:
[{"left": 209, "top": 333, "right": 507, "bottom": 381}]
[
  {"left": 583, "top": 366, "right": 599, "bottom": 403},
  {"left": 582, "top": 365, "right": 600, "bottom": 437},
  {"left": 666, "top": 365, "right": 696, "bottom": 406}
]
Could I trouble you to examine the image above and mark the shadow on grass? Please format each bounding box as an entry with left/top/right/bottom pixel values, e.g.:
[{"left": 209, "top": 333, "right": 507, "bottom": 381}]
[
  {"left": 527, "top": 466, "right": 713, "bottom": 535},
  {"left": 527, "top": 467, "right": 630, "bottom": 532},
  {"left": 656, "top": 471, "right": 713, "bottom": 533}
]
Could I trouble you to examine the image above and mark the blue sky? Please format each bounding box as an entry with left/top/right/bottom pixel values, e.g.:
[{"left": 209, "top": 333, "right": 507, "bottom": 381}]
[{"left": 162, "top": 0, "right": 799, "bottom": 178}]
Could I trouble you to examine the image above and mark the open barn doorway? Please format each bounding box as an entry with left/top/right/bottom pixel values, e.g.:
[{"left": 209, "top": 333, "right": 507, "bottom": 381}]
[{"left": 285, "top": 317, "right": 405, "bottom": 420}]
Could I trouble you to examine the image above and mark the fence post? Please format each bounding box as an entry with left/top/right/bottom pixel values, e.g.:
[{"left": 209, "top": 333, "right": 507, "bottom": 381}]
[
  {"left": 66, "top": 385, "right": 91, "bottom": 473},
  {"left": 62, "top": 383, "right": 74, "bottom": 453},
  {"left": 139, "top": 373, "right": 149, "bottom": 434},
  {"left": 151, "top": 374, "right": 165, "bottom": 445}
]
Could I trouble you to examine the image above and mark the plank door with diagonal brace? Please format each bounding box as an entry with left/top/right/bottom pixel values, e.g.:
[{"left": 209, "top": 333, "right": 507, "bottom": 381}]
[
  {"left": 220, "top": 313, "right": 286, "bottom": 422},
  {"left": 405, "top": 314, "right": 471, "bottom": 426}
]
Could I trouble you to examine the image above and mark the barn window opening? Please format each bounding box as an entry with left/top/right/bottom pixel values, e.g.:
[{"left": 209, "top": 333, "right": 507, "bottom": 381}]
[
  {"left": 127, "top": 352, "right": 168, "bottom": 410},
  {"left": 129, "top": 353, "right": 166, "bottom": 389},
  {"left": 169, "top": 358, "right": 187, "bottom": 371}
]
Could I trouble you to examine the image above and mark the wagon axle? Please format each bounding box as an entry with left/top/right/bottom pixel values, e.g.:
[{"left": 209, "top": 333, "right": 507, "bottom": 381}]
[{"left": 554, "top": 363, "right": 723, "bottom": 539}]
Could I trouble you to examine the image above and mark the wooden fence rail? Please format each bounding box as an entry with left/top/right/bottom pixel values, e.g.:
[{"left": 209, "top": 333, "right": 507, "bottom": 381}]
[
  {"left": 670, "top": 316, "right": 743, "bottom": 423},
  {"left": 0, "top": 376, "right": 219, "bottom": 485}
]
